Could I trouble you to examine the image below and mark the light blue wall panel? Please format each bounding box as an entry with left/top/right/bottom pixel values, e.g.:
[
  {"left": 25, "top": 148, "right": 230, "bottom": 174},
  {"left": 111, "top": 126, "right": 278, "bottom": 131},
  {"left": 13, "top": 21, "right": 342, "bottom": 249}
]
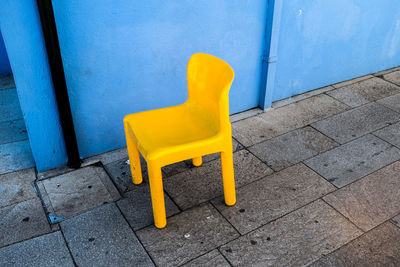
[
  {"left": 0, "top": 31, "right": 12, "bottom": 75},
  {"left": 52, "top": 0, "right": 269, "bottom": 158},
  {"left": 0, "top": 0, "right": 68, "bottom": 171},
  {"left": 270, "top": 0, "right": 400, "bottom": 102}
]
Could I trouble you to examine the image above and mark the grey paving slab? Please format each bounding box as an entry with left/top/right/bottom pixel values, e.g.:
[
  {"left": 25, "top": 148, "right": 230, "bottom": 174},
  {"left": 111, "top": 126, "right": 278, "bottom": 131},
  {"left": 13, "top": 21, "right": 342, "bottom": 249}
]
[
  {"left": 304, "top": 134, "right": 400, "bottom": 188},
  {"left": 0, "top": 89, "right": 23, "bottom": 123},
  {"left": 0, "top": 88, "right": 19, "bottom": 105},
  {"left": 85, "top": 147, "right": 128, "bottom": 165},
  {"left": 230, "top": 108, "right": 263, "bottom": 123},
  {"left": 0, "top": 168, "right": 36, "bottom": 208},
  {"left": 374, "top": 66, "right": 400, "bottom": 76},
  {"left": 0, "top": 140, "right": 35, "bottom": 175},
  {"left": 249, "top": 127, "right": 338, "bottom": 171},
  {"left": 199, "top": 138, "right": 243, "bottom": 164},
  {"left": 0, "top": 231, "right": 74, "bottom": 267},
  {"left": 220, "top": 200, "right": 362, "bottom": 267},
  {"left": 41, "top": 165, "right": 120, "bottom": 218},
  {"left": 163, "top": 160, "right": 191, "bottom": 177},
  {"left": 323, "top": 161, "right": 400, "bottom": 231},
  {"left": 136, "top": 203, "right": 239, "bottom": 267},
  {"left": 332, "top": 74, "right": 374, "bottom": 88},
  {"left": 37, "top": 165, "right": 76, "bottom": 180},
  {"left": 182, "top": 250, "right": 230, "bottom": 267},
  {"left": 377, "top": 93, "right": 400, "bottom": 112},
  {"left": 61, "top": 203, "right": 153, "bottom": 267},
  {"left": 163, "top": 138, "right": 242, "bottom": 177},
  {"left": 309, "top": 222, "right": 400, "bottom": 267},
  {"left": 327, "top": 77, "right": 400, "bottom": 107},
  {"left": 164, "top": 150, "right": 273, "bottom": 210},
  {"left": 104, "top": 156, "right": 149, "bottom": 193},
  {"left": 0, "top": 119, "right": 27, "bottom": 145},
  {"left": 212, "top": 164, "right": 335, "bottom": 234},
  {"left": 392, "top": 214, "right": 400, "bottom": 228},
  {"left": 117, "top": 186, "right": 180, "bottom": 230},
  {"left": 0, "top": 74, "right": 15, "bottom": 90},
  {"left": 232, "top": 94, "right": 348, "bottom": 147},
  {"left": 374, "top": 121, "right": 400, "bottom": 148},
  {"left": 383, "top": 70, "right": 400, "bottom": 86},
  {"left": 311, "top": 102, "right": 400, "bottom": 144},
  {"left": 272, "top": 85, "right": 334, "bottom": 108},
  {"left": 327, "top": 86, "right": 369, "bottom": 107},
  {"left": 0, "top": 198, "right": 51, "bottom": 248}
]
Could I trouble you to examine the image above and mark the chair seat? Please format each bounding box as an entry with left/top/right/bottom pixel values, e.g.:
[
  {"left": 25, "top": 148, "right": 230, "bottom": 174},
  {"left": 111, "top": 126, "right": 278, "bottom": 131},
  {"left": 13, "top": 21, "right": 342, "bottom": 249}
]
[{"left": 124, "top": 103, "right": 220, "bottom": 161}]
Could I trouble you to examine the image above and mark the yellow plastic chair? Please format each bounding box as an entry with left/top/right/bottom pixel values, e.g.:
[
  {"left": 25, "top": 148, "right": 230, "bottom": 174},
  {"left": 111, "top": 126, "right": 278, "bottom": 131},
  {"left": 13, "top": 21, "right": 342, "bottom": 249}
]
[{"left": 123, "top": 53, "right": 236, "bottom": 228}]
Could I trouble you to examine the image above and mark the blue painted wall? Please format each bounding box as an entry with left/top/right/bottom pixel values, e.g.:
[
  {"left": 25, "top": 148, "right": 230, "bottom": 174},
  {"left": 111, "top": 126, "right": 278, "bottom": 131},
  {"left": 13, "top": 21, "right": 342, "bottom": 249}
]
[
  {"left": 0, "top": 31, "right": 12, "bottom": 75},
  {"left": 52, "top": 0, "right": 269, "bottom": 158},
  {"left": 0, "top": 0, "right": 68, "bottom": 171},
  {"left": 268, "top": 0, "right": 400, "bottom": 102}
]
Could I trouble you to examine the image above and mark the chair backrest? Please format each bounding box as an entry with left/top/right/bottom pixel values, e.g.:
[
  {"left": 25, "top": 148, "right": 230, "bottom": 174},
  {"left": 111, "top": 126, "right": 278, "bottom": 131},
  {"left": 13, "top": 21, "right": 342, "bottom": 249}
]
[{"left": 186, "top": 53, "right": 234, "bottom": 133}]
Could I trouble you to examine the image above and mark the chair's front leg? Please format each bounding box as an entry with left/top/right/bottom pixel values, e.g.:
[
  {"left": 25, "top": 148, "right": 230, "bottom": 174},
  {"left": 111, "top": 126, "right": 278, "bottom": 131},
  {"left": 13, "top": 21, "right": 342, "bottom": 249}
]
[
  {"left": 124, "top": 122, "right": 143, "bottom": 185},
  {"left": 147, "top": 162, "right": 167, "bottom": 228},
  {"left": 221, "top": 150, "right": 236, "bottom": 206}
]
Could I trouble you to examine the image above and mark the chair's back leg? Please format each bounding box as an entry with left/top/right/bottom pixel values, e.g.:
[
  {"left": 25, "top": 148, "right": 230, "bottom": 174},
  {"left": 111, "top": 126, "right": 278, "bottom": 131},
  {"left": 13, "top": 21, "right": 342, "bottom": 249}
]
[
  {"left": 192, "top": 156, "right": 203, "bottom": 167},
  {"left": 221, "top": 150, "right": 236, "bottom": 206},
  {"left": 147, "top": 162, "right": 167, "bottom": 228},
  {"left": 124, "top": 123, "right": 143, "bottom": 185}
]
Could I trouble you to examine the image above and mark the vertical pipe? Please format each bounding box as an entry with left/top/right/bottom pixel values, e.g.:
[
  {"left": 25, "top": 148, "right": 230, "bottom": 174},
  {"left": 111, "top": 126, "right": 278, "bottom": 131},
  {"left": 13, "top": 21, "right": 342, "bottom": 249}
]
[
  {"left": 36, "top": 0, "right": 81, "bottom": 168},
  {"left": 259, "top": 0, "right": 283, "bottom": 109}
]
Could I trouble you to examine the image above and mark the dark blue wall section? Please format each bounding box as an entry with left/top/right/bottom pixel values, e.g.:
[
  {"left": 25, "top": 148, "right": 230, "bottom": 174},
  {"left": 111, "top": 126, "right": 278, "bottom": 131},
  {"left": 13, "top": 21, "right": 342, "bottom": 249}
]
[
  {"left": 268, "top": 0, "right": 400, "bottom": 102},
  {"left": 0, "top": 31, "right": 12, "bottom": 75},
  {"left": 0, "top": 0, "right": 68, "bottom": 171},
  {"left": 52, "top": 0, "right": 269, "bottom": 158}
]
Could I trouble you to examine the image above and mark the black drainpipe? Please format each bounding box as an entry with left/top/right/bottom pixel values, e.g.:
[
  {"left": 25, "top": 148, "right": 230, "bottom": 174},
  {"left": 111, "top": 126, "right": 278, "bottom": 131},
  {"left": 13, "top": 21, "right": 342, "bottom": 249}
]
[{"left": 36, "top": 0, "right": 81, "bottom": 168}]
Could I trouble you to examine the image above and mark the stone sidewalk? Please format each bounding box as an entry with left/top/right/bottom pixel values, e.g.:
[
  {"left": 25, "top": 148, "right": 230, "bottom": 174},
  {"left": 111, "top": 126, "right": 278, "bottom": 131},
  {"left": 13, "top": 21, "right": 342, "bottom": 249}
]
[{"left": 1, "top": 66, "right": 400, "bottom": 266}]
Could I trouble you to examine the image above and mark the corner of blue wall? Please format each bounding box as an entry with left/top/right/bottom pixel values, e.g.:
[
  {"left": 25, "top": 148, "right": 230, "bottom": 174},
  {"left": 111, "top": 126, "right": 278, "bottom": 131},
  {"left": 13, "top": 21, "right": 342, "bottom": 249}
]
[{"left": 0, "top": 0, "right": 68, "bottom": 171}]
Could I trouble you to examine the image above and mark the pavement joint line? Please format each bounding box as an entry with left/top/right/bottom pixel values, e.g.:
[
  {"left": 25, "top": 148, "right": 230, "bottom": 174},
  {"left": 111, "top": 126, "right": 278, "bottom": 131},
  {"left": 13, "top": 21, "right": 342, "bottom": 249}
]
[
  {"left": 304, "top": 101, "right": 400, "bottom": 147},
  {"left": 114, "top": 203, "right": 158, "bottom": 266},
  {"left": 0, "top": 231, "right": 53, "bottom": 250},
  {"left": 371, "top": 132, "right": 400, "bottom": 150},
  {"left": 375, "top": 95, "right": 400, "bottom": 114},
  {"left": 321, "top": 92, "right": 353, "bottom": 108},
  {"left": 243, "top": 146, "right": 276, "bottom": 172},
  {"left": 303, "top": 154, "right": 400, "bottom": 190},
  {"left": 271, "top": 86, "right": 336, "bottom": 108},
  {"left": 375, "top": 75, "right": 400, "bottom": 88},
  {"left": 218, "top": 196, "right": 337, "bottom": 238},
  {"left": 307, "top": 208, "right": 400, "bottom": 265},
  {"left": 59, "top": 230, "right": 78, "bottom": 267},
  {"left": 92, "top": 161, "right": 123, "bottom": 201},
  {"left": 229, "top": 108, "right": 264, "bottom": 124},
  {"left": 210, "top": 197, "right": 352, "bottom": 264},
  {"left": 321, "top": 198, "right": 365, "bottom": 233},
  {"left": 301, "top": 163, "right": 340, "bottom": 190},
  {"left": 167, "top": 200, "right": 241, "bottom": 266},
  {"left": 33, "top": 181, "right": 54, "bottom": 226},
  {"left": 245, "top": 125, "right": 341, "bottom": 172},
  {"left": 331, "top": 75, "right": 375, "bottom": 89},
  {"left": 389, "top": 219, "right": 400, "bottom": 229},
  {"left": 234, "top": 100, "right": 353, "bottom": 149},
  {"left": 162, "top": 187, "right": 183, "bottom": 213},
  {"left": 373, "top": 66, "right": 400, "bottom": 77},
  {"left": 209, "top": 200, "right": 241, "bottom": 237},
  {"left": 101, "top": 160, "right": 126, "bottom": 196}
]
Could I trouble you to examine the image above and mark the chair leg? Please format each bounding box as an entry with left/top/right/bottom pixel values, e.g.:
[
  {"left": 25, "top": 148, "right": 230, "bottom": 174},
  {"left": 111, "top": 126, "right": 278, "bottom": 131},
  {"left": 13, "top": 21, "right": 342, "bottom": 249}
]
[
  {"left": 192, "top": 156, "right": 202, "bottom": 167},
  {"left": 221, "top": 150, "right": 236, "bottom": 206},
  {"left": 124, "top": 123, "right": 143, "bottom": 185},
  {"left": 148, "top": 163, "right": 167, "bottom": 228}
]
